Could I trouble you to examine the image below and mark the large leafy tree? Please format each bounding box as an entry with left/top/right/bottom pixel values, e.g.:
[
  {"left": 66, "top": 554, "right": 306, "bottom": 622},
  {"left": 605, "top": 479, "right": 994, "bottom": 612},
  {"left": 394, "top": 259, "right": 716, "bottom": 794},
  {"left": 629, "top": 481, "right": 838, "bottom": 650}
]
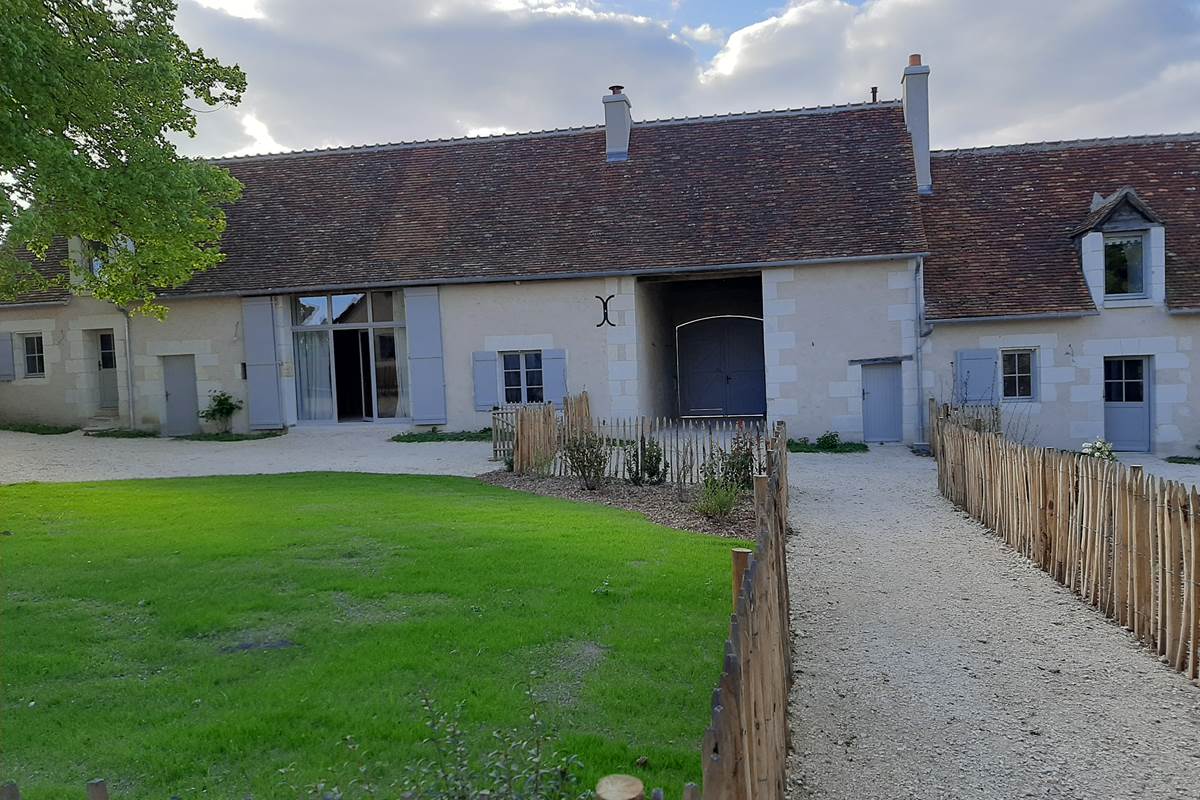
[{"left": 0, "top": 0, "right": 246, "bottom": 313}]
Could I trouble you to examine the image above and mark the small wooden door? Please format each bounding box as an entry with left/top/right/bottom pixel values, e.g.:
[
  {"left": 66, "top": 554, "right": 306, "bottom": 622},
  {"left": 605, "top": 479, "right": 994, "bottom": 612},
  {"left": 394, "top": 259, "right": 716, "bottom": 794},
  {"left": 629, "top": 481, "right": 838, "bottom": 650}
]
[
  {"left": 862, "top": 362, "right": 903, "bottom": 442},
  {"left": 162, "top": 355, "right": 200, "bottom": 436},
  {"left": 98, "top": 331, "right": 118, "bottom": 409}
]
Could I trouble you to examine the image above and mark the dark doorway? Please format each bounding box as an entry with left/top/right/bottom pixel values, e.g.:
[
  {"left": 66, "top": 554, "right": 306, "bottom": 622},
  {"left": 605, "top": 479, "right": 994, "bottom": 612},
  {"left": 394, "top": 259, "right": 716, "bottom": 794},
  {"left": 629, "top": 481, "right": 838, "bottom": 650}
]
[{"left": 333, "top": 329, "right": 373, "bottom": 420}]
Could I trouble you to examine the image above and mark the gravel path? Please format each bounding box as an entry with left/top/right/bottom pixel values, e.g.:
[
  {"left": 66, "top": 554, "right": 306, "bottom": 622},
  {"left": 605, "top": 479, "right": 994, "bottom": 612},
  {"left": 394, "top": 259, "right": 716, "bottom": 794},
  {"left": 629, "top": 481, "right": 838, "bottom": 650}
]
[
  {"left": 0, "top": 426, "right": 494, "bottom": 484},
  {"left": 786, "top": 445, "right": 1200, "bottom": 800}
]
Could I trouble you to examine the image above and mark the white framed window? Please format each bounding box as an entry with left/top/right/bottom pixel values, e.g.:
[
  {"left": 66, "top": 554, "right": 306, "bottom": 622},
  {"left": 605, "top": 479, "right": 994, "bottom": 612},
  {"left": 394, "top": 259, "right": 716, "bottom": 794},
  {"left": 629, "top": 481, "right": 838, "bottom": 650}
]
[
  {"left": 501, "top": 350, "right": 543, "bottom": 404},
  {"left": 1104, "top": 233, "right": 1146, "bottom": 297},
  {"left": 21, "top": 333, "right": 45, "bottom": 377},
  {"left": 1000, "top": 348, "right": 1035, "bottom": 400}
]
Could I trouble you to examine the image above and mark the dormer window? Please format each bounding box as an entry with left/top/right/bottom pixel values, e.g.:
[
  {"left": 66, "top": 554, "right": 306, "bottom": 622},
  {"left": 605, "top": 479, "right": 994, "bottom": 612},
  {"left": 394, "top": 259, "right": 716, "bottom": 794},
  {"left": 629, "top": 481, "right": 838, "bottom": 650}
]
[{"left": 1104, "top": 233, "right": 1145, "bottom": 297}]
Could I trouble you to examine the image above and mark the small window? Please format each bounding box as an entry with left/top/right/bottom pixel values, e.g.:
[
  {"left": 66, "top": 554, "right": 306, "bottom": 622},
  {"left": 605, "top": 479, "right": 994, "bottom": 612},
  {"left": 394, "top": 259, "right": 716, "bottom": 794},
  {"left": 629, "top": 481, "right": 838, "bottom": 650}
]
[
  {"left": 1000, "top": 349, "right": 1035, "bottom": 400},
  {"left": 1104, "top": 357, "right": 1145, "bottom": 402},
  {"left": 292, "top": 296, "right": 330, "bottom": 326},
  {"left": 1104, "top": 234, "right": 1145, "bottom": 297},
  {"left": 22, "top": 334, "right": 45, "bottom": 377},
  {"left": 85, "top": 240, "right": 106, "bottom": 277},
  {"left": 501, "top": 350, "right": 544, "bottom": 404}
]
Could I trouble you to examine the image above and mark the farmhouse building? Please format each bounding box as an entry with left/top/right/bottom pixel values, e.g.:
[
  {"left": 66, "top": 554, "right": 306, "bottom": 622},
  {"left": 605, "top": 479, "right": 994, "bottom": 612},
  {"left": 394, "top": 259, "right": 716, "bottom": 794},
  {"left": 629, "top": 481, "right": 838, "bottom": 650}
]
[{"left": 2, "top": 56, "right": 1197, "bottom": 454}]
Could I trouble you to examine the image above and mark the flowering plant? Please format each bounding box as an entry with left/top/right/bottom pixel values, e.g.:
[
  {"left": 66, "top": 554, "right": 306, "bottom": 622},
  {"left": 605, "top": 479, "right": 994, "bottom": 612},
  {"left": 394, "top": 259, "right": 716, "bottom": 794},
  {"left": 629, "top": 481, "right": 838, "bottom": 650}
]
[{"left": 1081, "top": 438, "right": 1117, "bottom": 462}]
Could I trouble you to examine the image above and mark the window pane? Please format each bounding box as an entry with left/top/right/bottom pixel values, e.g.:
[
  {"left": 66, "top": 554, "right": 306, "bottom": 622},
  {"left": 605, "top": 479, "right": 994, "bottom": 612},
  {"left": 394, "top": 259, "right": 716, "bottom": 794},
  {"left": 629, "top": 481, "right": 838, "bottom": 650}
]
[
  {"left": 24, "top": 336, "right": 40, "bottom": 356},
  {"left": 1016, "top": 352, "right": 1031, "bottom": 375},
  {"left": 504, "top": 370, "right": 522, "bottom": 388},
  {"left": 1105, "top": 237, "right": 1144, "bottom": 295},
  {"left": 373, "top": 329, "right": 400, "bottom": 418},
  {"left": 293, "top": 331, "right": 334, "bottom": 419},
  {"left": 524, "top": 351, "right": 542, "bottom": 371},
  {"left": 1125, "top": 359, "right": 1143, "bottom": 380},
  {"left": 1104, "top": 359, "right": 1121, "bottom": 381},
  {"left": 1017, "top": 375, "right": 1032, "bottom": 397},
  {"left": 526, "top": 386, "right": 544, "bottom": 403},
  {"left": 293, "top": 296, "right": 329, "bottom": 326},
  {"left": 504, "top": 387, "right": 522, "bottom": 403},
  {"left": 1124, "top": 381, "right": 1143, "bottom": 402},
  {"left": 502, "top": 353, "right": 521, "bottom": 371},
  {"left": 1002, "top": 353, "right": 1015, "bottom": 377},
  {"left": 370, "top": 291, "right": 406, "bottom": 324},
  {"left": 331, "top": 293, "right": 369, "bottom": 324},
  {"left": 1104, "top": 381, "right": 1122, "bottom": 402},
  {"left": 525, "top": 369, "right": 543, "bottom": 388},
  {"left": 1003, "top": 376, "right": 1018, "bottom": 398}
]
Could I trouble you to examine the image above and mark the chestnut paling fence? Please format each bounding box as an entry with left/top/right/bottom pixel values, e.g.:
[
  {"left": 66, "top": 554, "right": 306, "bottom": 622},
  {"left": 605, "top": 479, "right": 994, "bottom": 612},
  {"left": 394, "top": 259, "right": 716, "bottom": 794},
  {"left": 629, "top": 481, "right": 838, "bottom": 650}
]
[
  {"left": 492, "top": 391, "right": 769, "bottom": 483},
  {"left": 597, "top": 423, "right": 793, "bottom": 800},
  {"left": 931, "top": 412, "right": 1199, "bottom": 679}
]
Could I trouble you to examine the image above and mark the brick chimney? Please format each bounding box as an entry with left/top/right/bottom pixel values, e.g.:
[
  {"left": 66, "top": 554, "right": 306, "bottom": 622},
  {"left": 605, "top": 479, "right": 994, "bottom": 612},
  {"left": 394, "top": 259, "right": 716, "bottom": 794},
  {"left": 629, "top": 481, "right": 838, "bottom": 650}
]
[
  {"left": 901, "top": 54, "right": 932, "bottom": 194},
  {"left": 603, "top": 85, "right": 632, "bottom": 162}
]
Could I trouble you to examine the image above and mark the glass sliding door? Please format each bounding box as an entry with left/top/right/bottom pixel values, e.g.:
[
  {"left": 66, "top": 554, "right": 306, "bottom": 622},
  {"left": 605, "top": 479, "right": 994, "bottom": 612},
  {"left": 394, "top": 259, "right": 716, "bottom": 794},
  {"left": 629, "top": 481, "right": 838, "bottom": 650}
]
[
  {"left": 294, "top": 330, "right": 334, "bottom": 420},
  {"left": 291, "top": 290, "right": 409, "bottom": 423}
]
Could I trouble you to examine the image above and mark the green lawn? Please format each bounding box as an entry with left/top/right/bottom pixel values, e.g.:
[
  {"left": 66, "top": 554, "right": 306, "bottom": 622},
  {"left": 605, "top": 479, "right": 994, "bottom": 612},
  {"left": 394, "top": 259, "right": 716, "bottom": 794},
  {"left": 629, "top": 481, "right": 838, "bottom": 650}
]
[{"left": 0, "top": 473, "right": 739, "bottom": 798}]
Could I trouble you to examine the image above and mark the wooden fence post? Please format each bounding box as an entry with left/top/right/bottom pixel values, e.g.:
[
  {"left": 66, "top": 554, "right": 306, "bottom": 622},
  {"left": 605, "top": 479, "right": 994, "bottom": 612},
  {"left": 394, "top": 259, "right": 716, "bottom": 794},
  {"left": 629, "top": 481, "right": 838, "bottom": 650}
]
[
  {"left": 731, "top": 548, "right": 752, "bottom": 608},
  {"left": 85, "top": 780, "right": 109, "bottom": 800},
  {"left": 597, "top": 775, "right": 645, "bottom": 800},
  {"left": 1, "top": 782, "right": 20, "bottom": 800}
]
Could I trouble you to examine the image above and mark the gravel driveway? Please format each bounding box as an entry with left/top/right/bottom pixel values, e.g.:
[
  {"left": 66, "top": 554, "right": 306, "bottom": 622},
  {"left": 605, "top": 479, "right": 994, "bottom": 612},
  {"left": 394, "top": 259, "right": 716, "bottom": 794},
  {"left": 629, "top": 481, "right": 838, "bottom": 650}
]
[
  {"left": 786, "top": 445, "right": 1200, "bottom": 800},
  {"left": 0, "top": 426, "right": 494, "bottom": 484}
]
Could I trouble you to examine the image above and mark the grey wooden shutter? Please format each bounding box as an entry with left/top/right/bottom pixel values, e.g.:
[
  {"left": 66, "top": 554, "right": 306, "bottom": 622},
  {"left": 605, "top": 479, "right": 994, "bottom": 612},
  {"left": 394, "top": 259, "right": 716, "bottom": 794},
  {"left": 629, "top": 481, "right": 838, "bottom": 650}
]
[
  {"left": 472, "top": 351, "right": 499, "bottom": 411},
  {"left": 542, "top": 349, "right": 567, "bottom": 406},
  {"left": 954, "top": 348, "right": 999, "bottom": 405},
  {"left": 241, "top": 297, "right": 285, "bottom": 429},
  {"left": 405, "top": 286, "right": 447, "bottom": 424},
  {"left": 0, "top": 332, "right": 14, "bottom": 381}
]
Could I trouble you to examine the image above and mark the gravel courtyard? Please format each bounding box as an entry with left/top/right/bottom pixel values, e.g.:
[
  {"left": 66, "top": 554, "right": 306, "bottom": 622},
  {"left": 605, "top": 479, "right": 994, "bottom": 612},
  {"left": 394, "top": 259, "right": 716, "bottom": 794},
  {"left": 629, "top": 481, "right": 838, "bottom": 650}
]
[
  {"left": 0, "top": 426, "right": 494, "bottom": 484},
  {"left": 786, "top": 446, "right": 1200, "bottom": 800}
]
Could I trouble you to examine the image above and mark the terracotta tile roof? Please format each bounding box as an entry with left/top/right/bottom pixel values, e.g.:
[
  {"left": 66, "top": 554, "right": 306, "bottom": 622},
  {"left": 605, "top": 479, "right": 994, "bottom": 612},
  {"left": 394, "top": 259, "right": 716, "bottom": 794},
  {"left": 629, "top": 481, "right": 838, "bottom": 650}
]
[
  {"left": 922, "top": 134, "right": 1200, "bottom": 320},
  {"left": 1, "top": 238, "right": 72, "bottom": 305},
  {"left": 170, "top": 102, "right": 927, "bottom": 295}
]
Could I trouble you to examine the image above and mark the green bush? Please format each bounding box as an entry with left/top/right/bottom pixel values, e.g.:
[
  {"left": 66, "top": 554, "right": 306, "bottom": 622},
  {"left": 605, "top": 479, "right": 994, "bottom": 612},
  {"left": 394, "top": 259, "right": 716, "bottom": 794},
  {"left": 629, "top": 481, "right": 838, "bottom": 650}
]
[
  {"left": 787, "top": 434, "right": 869, "bottom": 454},
  {"left": 816, "top": 430, "right": 841, "bottom": 449},
  {"left": 0, "top": 422, "right": 77, "bottom": 435},
  {"left": 391, "top": 427, "right": 492, "bottom": 443},
  {"left": 399, "top": 696, "right": 589, "bottom": 800},
  {"left": 693, "top": 458, "right": 743, "bottom": 520},
  {"left": 90, "top": 428, "right": 158, "bottom": 438},
  {"left": 721, "top": 429, "right": 757, "bottom": 490},
  {"left": 622, "top": 436, "right": 670, "bottom": 486},
  {"left": 198, "top": 390, "right": 243, "bottom": 433},
  {"left": 562, "top": 431, "right": 610, "bottom": 490}
]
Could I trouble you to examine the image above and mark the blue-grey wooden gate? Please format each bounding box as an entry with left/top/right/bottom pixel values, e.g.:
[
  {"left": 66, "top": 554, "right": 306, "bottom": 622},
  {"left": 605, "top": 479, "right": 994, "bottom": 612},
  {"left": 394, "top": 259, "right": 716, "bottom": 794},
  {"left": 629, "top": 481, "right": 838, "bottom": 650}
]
[
  {"left": 676, "top": 316, "right": 766, "bottom": 417},
  {"left": 1104, "top": 356, "right": 1151, "bottom": 451},
  {"left": 162, "top": 354, "right": 200, "bottom": 436},
  {"left": 861, "top": 362, "right": 903, "bottom": 442}
]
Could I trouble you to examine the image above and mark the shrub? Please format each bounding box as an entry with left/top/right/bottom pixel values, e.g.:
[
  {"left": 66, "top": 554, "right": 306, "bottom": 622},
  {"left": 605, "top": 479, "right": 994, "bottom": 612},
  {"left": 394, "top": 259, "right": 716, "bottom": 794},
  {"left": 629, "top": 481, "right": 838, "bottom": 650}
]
[
  {"left": 721, "top": 427, "right": 758, "bottom": 490},
  {"left": 400, "top": 696, "right": 589, "bottom": 800},
  {"left": 1081, "top": 438, "right": 1117, "bottom": 462},
  {"left": 562, "top": 431, "right": 609, "bottom": 490},
  {"left": 693, "top": 457, "right": 742, "bottom": 520},
  {"left": 816, "top": 430, "right": 841, "bottom": 450},
  {"left": 622, "top": 436, "right": 670, "bottom": 486},
  {"left": 198, "top": 390, "right": 243, "bottom": 433}
]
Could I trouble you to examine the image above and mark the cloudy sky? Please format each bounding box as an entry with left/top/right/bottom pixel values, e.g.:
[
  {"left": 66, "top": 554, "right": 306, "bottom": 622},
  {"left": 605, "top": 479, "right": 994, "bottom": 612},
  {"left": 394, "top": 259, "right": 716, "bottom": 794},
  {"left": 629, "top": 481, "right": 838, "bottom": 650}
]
[{"left": 177, "top": 0, "right": 1200, "bottom": 158}]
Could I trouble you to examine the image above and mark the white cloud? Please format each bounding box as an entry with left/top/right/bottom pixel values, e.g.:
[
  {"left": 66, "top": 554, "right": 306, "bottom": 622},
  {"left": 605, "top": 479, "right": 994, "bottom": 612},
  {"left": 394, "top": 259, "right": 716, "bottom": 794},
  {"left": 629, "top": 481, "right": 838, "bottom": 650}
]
[
  {"left": 464, "top": 125, "right": 516, "bottom": 137},
  {"left": 191, "top": 0, "right": 265, "bottom": 19},
  {"left": 176, "top": 0, "right": 1200, "bottom": 157},
  {"left": 225, "top": 113, "right": 286, "bottom": 156},
  {"left": 679, "top": 23, "right": 724, "bottom": 44}
]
